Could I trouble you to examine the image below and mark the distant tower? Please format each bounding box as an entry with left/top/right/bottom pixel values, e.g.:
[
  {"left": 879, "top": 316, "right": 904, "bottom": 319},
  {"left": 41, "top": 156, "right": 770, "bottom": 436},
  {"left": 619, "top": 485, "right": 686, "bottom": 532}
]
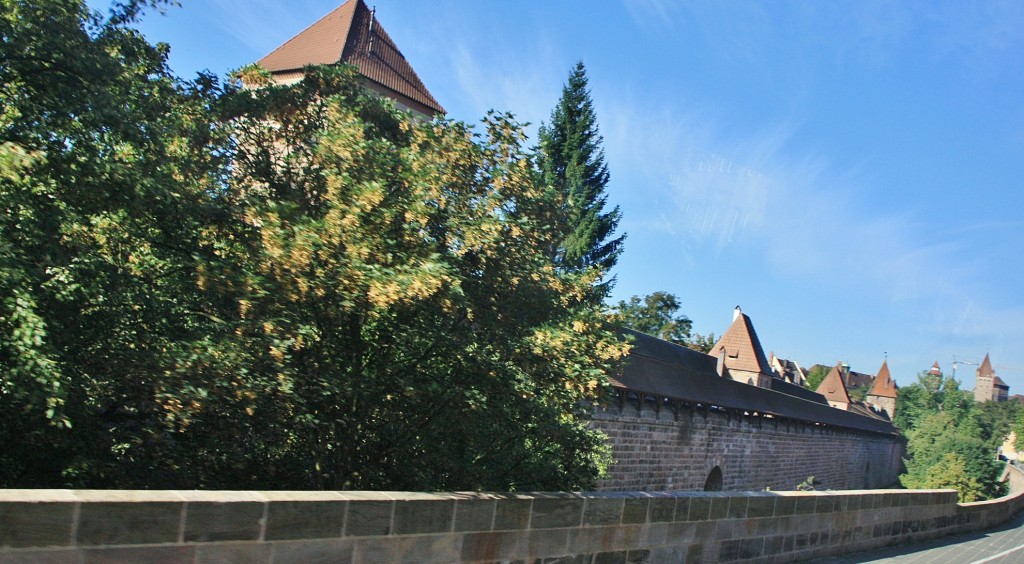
[
  {"left": 866, "top": 360, "right": 898, "bottom": 419},
  {"left": 975, "top": 354, "right": 1009, "bottom": 402},
  {"left": 255, "top": 0, "right": 445, "bottom": 118}
]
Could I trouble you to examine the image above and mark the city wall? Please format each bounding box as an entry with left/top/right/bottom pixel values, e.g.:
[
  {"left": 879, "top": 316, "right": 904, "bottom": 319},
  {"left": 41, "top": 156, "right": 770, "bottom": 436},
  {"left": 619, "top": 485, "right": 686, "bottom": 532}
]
[
  {"left": 3, "top": 465, "right": 1024, "bottom": 563},
  {"left": 592, "top": 401, "right": 905, "bottom": 492}
]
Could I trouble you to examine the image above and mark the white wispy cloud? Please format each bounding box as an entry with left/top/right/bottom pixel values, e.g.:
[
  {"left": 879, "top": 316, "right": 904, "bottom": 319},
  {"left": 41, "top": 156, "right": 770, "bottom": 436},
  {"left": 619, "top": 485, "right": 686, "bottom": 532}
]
[
  {"left": 601, "top": 91, "right": 982, "bottom": 309},
  {"left": 622, "top": 0, "right": 683, "bottom": 32},
  {"left": 447, "top": 35, "right": 565, "bottom": 135},
  {"left": 208, "top": 0, "right": 317, "bottom": 55}
]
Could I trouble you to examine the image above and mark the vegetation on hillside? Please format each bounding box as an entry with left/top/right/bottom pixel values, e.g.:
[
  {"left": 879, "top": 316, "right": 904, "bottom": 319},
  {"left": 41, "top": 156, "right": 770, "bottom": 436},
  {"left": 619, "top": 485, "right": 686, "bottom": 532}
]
[{"left": 0, "top": 0, "right": 630, "bottom": 490}]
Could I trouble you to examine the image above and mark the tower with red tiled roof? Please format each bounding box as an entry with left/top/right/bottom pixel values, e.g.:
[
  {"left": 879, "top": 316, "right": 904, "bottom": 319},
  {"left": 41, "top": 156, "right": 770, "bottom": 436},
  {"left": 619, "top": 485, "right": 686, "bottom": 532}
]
[
  {"left": 975, "top": 353, "right": 1010, "bottom": 402},
  {"left": 866, "top": 360, "right": 898, "bottom": 419},
  {"left": 257, "top": 0, "right": 445, "bottom": 118},
  {"left": 816, "top": 363, "right": 852, "bottom": 411},
  {"left": 710, "top": 306, "right": 773, "bottom": 388}
]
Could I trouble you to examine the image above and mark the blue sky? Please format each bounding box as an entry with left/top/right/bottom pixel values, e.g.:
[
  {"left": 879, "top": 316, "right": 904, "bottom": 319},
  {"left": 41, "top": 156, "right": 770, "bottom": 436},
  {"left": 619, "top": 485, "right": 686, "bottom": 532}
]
[{"left": 91, "top": 0, "right": 1024, "bottom": 393}]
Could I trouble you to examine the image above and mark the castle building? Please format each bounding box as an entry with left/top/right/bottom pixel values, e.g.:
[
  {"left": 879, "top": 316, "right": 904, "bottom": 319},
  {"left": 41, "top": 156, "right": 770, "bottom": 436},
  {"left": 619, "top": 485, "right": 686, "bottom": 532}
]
[
  {"left": 602, "top": 309, "right": 902, "bottom": 491},
  {"left": 866, "top": 359, "right": 898, "bottom": 419},
  {"left": 975, "top": 353, "right": 1009, "bottom": 402},
  {"left": 256, "top": 0, "right": 445, "bottom": 119},
  {"left": 710, "top": 306, "right": 774, "bottom": 388},
  {"left": 769, "top": 352, "right": 807, "bottom": 386},
  {"left": 816, "top": 363, "right": 853, "bottom": 411}
]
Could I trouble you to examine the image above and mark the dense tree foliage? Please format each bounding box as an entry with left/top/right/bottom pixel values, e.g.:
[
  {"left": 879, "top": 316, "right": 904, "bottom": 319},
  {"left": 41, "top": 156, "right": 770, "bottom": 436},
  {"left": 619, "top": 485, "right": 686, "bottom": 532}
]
[
  {"left": 537, "top": 62, "right": 623, "bottom": 298},
  {"left": 686, "top": 332, "right": 717, "bottom": 354},
  {"left": 848, "top": 383, "right": 872, "bottom": 403},
  {"left": 0, "top": 0, "right": 628, "bottom": 490},
  {"left": 895, "top": 371, "right": 1010, "bottom": 501},
  {"left": 1, "top": 0, "right": 226, "bottom": 486},
  {"left": 613, "top": 292, "right": 692, "bottom": 345},
  {"left": 804, "top": 365, "right": 829, "bottom": 391}
]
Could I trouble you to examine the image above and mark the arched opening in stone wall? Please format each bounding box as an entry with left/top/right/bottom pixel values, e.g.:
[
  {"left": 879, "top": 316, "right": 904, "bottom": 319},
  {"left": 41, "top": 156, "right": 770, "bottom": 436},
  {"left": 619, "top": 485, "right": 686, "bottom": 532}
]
[{"left": 704, "top": 466, "right": 723, "bottom": 491}]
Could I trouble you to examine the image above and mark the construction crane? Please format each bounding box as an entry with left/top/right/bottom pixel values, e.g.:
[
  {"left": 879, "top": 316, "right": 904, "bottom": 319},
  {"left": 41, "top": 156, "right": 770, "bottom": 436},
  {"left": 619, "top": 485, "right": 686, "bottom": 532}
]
[{"left": 950, "top": 356, "right": 978, "bottom": 382}]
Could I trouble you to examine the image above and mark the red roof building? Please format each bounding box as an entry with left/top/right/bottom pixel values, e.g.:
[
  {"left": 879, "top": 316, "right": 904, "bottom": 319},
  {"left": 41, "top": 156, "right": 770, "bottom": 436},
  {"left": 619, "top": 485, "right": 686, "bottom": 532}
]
[
  {"left": 866, "top": 360, "right": 898, "bottom": 419},
  {"left": 257, "top": 0, "right": 445, "bottom": 117},
  {"left": 975, "top": 353, "right": 1009, "bottom": 402},
  {"left": 816, "top": 363, "right": 852, "bottom": 411},
  {"left": 711, "top": 307, "right": 773, "bottom": 388}
]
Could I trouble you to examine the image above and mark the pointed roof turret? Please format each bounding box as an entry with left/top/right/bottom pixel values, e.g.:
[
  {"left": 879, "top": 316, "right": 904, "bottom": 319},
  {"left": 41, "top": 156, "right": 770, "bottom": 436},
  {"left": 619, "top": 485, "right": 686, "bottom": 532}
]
[
  {"left": 868, "top": 360, "right": 897, "bottom": 399},
  {"left": 711, "top": 306, "right": 771, "bottom": 376},
  {"left": 258, "top": 0, "right": 445, "bottom": 115},
  {"left": 978, "top": 353, "right": 995, "bottom": 378},
  {"left": 816, "top": 363, "right": 852, "bottom": 406},
  {"left": 928, "top": 361, "right": 942, "bottom": 376}
]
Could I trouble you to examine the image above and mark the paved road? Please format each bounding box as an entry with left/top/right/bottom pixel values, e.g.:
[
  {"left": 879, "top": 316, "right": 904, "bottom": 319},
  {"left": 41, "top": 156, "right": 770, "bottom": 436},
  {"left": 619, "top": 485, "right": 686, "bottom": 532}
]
[{"left": 808, "top": 511, "right": 1024, "bottom": 563}]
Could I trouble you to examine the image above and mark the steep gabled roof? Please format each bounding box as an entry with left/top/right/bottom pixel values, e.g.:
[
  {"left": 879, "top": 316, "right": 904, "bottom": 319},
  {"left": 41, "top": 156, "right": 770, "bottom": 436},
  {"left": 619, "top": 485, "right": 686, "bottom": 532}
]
[
  {"left": 712, "top": 308, "right": 771, "bottom": 376},
  {"left": 770, "top": 353, "right": 806, "bottom": 383},
  {"left": 868, "top": 360, "right": 898, "bottom": 399},
  {"left": 845, "top": 369, "right": 874, "bottom": 389},
  {"left": 978, "top": 353, "right": 995, "bottom": 378},
  {"left": 258, "top": 0, "right": 445, "bottom": 115},
  {"left": 816, "top": 364, "right": 852, "bottom": 405},
  {"left": 993, "top": 376, "right": 1009, "bottom": 389}
]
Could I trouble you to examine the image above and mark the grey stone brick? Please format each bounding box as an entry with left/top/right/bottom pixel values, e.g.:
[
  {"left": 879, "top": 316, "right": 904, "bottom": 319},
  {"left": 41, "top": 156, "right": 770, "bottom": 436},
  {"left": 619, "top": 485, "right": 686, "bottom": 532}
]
[
  {"left": 454, "top": 499, "right": 496, "bottom": 532},
  {"left": 269, "top": 539, "right": 354, "bottom": 564},
  {"left": 531, "top": 498, "right": 583, "bottom": 529},
  {"left": 184, "top": 501, "right": 264, "bottom": 542},
  {"left": 0, "top": 502, "right": 75, "bottom": 548},
  {"left": 583, "top": 498, "right": 623, "bottom": 526},
  {"left": 494, "top": 499, "right": 532, "bottom": 531},
  {"left": 265, "top": 500, "right": 346, "bottom": 541},
  {"left": 77, "top": 502, "right": 182, "bottom": 546},
  {"left": 344, "top": 500, "right": 393, "bottom": 537},
  {"left": 393, "top": 499, "right": 454, "bottom": 535}
]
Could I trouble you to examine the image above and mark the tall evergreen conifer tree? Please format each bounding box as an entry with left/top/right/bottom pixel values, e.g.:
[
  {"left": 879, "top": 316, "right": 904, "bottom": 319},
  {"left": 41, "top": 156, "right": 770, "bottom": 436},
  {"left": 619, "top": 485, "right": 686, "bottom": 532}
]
[{"left": 538, "top": 62, "right": 624, "bottom": 295}]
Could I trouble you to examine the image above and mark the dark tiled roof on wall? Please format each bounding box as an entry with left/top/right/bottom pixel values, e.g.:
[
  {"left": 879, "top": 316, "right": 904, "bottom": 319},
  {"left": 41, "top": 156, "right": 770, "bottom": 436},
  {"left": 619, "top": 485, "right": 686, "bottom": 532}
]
[{"left": 613, "top": 330, "right": 898, "bottom": 436}]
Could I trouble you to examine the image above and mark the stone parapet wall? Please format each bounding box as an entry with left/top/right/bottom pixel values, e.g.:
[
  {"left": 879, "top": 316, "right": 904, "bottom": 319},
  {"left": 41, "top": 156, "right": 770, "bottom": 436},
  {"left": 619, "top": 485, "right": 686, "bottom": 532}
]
[
  {"left": 592, "top": 404, "right": 905, "bottom": 492},
  {"left": 3, "top": 471, "right": 1024, "bottom": 564}
]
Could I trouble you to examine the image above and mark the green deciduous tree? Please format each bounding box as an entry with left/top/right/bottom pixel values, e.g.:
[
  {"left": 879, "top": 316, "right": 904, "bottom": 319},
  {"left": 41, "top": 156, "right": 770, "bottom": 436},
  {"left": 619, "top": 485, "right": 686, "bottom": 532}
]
[
  {"left": 896, "top": 375, "right": 1007, "bottom": 501},
  {"left": 1, "top": 0, "right": 228, "bottom": 486},
  {"left": 538, "top": 61, "right": 623, "bottom": 297},
  {"left": 901, "top": 452, "right": 983, "bottom": 502},
  {"left": 613, "top": 292, "right": 692, "bottom": 345},
  {"left": 970, "top": 400, "right": 1020, "bottom": 449},
  {"left": 0, "top": 1, "right": 630, "bottom": 491},
  {"left": 187, "top": 65, "right": 629, "bottom": 490},
  {"left": 804, "top": 365, "right": 829, "bottom": 391},
  {"left": 686, "top": 332, "right": 717, "bottom": 354}
]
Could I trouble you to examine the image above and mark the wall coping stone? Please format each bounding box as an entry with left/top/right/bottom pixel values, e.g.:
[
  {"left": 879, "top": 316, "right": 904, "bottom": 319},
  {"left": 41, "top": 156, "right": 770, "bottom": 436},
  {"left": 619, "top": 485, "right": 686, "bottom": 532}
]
[{"left": 2, "top": 474, "right": 1021, "bottom": 563}]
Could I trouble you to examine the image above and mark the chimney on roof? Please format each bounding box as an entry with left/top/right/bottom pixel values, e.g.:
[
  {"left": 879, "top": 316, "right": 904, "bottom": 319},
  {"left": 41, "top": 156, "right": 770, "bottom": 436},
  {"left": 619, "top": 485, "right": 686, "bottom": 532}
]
[{"left": 733, "top": 305, "right": 742, "bottom": 322}]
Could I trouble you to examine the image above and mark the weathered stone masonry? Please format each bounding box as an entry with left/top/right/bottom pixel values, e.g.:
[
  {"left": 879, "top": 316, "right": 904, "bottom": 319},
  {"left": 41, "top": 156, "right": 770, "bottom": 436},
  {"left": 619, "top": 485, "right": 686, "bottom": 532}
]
[
  {"left": 3, "top": 469, "right": 1023, "bottom": 563},
  {"left": 594, "top": 329, "right": 905, "bottom": 493},
  {"left": 593, "top": 403, "right": 904, "bottom": 492}
]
